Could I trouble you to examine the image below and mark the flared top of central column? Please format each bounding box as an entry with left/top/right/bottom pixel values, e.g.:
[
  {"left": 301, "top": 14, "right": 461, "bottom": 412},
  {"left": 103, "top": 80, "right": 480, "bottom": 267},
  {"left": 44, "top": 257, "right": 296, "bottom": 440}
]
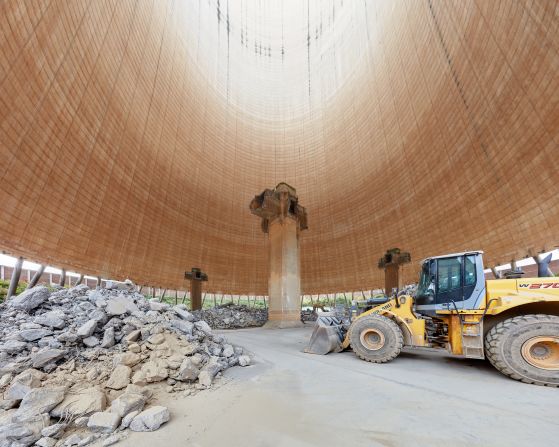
[{"left": 249, "top": 183, "right": 308, "bottom": 234}]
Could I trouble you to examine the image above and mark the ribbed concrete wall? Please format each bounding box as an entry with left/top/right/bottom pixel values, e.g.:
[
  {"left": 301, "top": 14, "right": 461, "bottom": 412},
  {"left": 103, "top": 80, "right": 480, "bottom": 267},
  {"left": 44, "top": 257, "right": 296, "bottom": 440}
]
[{"left": 1, "top": 1, "right": 558, "bottom": 294}]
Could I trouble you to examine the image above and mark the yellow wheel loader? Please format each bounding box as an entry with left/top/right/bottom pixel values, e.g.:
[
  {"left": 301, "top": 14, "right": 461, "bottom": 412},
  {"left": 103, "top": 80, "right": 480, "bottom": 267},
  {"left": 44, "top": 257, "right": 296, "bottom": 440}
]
[{"left": 306, "top": 251, "right": 559, "bottom": 386}]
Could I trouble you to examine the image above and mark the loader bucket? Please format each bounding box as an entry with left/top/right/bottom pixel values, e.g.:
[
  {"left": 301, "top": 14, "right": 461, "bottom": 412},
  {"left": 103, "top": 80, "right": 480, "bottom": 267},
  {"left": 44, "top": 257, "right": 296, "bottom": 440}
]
[{"left": 304, "top": 316, "right": 344, "bottom": 355}]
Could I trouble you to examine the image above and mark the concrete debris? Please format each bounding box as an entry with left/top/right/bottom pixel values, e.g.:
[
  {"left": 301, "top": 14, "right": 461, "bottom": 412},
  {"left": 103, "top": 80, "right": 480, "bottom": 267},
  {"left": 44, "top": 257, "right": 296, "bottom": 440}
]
[
  {"left": 87, "top": 411, "right": 121, "bottom": 433},
  {"left": 51, "top": 386, "right": 107, "bottom": 418},
  {"left": 105, "top": 365, "right": 132, "bottom": 390},
  {"left": 192, "top": 303, "right": 268, "bottom": 329},
  {"left": 110, "top": 392, "right": 146, "bottom": 417},
  {"left": 129, "top": 406, "right": 170, "bottom": 432},
  {"left": 9, "top": 286, "right": 50, "bottom": 311},
  {"left": 0, "top": 285, "right": 249, "bottom": 442}
]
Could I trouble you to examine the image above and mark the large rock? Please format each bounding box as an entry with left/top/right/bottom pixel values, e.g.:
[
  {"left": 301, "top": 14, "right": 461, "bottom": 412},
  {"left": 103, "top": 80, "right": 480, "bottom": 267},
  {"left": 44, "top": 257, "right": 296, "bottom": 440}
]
[
  {"left": 194, "top": 320, "right": 212, "bottom": 335},
  {"left": 18, "top": 328, "right": 52, "bottom": 341},
  {"left": 177, "top": 358, "right": 200, "bottom": 381},
  {"left": 141, "top": 360, "right": 168, "bottom": 383},
  {"left": 113, "top": 353, "right": 141, "bottom": 367},
  {"left": 173, "top": 306, "right": 194, "bottom": 321},
  {"left": 105, "top": 365, "right": 131, "bottom": 390},
  {"left": 105, "top": 295, "right": 139, "bottom": 316},
  {"left": 4, "top": 368, "right": 45, "bottom": 400},
  {"left": 171, "top": 319, "right": 193, "bottom": 335},
  {"left": 31, "top": 348, "right": 66, "bottom": 368},
  {"left": 0, "top": 414, "right": 48, "bottom": 447},
  {"left": 9, "top": 286, "right": 50, "bottom": 312},
  {"left": 82, "top": 336, "right": 99, "bottom": 347},
  {"left": 198, "top": 357, "right": 222, "bottom": 387},
  {"left": 100, "top": 327, "right": 115, "bottom": 348},
  {"left": 110, "top": 393, "right": 146, "bottom": 417},
  {"left": 51, "top": 386, "right": 106, "bottom": 418},
  {"left": 34, "top": 310, "right": 66, "bottom": 329},
  {"left": 76, "top": 320, "right": 98, "bottom": 338},
  {"left": 238, "top": 355, "right": 251, "bottom": 367},
  {"left": 129, "top": 406, "right": 170, "bottom": 432},
  {"left": 148, "top": 301, "right": 169, "bottom": 312},
  {"left": 87, "top": 412, "right": 121, "bottom": 433},
  {"left": 13, "top": 386, "right": 66, "bottom": 422},
  {"left": 0, "top": 339, "right": 28, "bottom": 354}
]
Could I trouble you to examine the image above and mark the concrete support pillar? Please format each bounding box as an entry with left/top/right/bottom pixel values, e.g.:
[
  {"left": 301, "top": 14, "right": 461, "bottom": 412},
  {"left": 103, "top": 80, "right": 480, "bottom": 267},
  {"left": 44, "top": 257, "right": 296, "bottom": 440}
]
[
  {"left": 27, "top": 265, "right": 46, "bottom": 289},
  {"left": 185, "top": 268, "right": 208, "bottom": 311},
  {"left": 7, "top": 257, "right": 24, "bottom": 299},
  {"left": 378, "top": 248, "right": 411, "bottom": 296},
  {"left": 75, "top": 274, "right": 84, "bottom": 286},
  {"left": 59, "top": 269, "right": 66, "bottom": 287},
  {"left": 250, "top": 183, "right": 308, "bottom": 328},
  {"left": 96, "top": 276, "right": 101, "bottom": 289},
  {"left": 533, "top": 253, "right": 554, "bottom": 277}
]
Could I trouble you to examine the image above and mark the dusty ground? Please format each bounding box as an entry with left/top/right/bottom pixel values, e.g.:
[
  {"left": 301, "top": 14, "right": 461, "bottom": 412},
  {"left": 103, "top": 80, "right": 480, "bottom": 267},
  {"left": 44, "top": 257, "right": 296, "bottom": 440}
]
[{"left": 121, "top": 326, "right": 559, "bottom": 447}]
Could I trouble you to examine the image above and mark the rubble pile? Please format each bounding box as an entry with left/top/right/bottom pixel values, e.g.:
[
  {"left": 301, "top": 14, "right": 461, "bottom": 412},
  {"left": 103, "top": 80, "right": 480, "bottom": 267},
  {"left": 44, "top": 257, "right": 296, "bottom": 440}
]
[
  {"left": 192, "top": 303, "right": 267, "bottom": 329},
  {"left": 0, "top": 285, "right": 251, "bottom": 446}
]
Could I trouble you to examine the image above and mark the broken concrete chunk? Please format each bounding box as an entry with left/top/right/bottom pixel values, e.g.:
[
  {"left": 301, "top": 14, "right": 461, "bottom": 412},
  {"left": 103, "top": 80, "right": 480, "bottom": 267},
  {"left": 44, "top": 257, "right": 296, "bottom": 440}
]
[
  {"left": 87, "top": 411, "right": 121, "bottom": 433},
  {"left": 18, "top": 328, "right": 52, "bottom": 341},
  {"left": 148, "top": 301, "right": 169, "bottom": 312},
  {"left": 77, "top": 319, "right": 98, "bottom": 338},
  {"left": 105, "top": 365, "right": 131, "bottom": 390},
  {"left": 31, "top": 348, "right": 66, "bottom": 369},
  {"left": 171, "top": 319, "right": 193, "bottom": 335},
  {"left": 34, "top": 310, "right": 66, "bottom": 329},
  {"left": 177, "top": 358, "right": 200, "bottom": 381},
  {"left": 173, "top": 306, "right": 194, "bottom": 321},
  {"left": 125, "top": 330, "right": 141, "bottom": 343},
  {"left": 105, "top": 295, "right": 139, "bottom": 316},
  {"left": 194, "top": 320, "right": 212, "bottom": 335},
  {"left": 0, "top": 339, "right": 28, "bottom": 354},
  {"left": 141, "top": 360, "right": 168, "bottom": 383},
  {"left": 9, "top": 286, "right": 50, "bottom": 311},
  {"left": 110, "top": 392, "right": 146, "bottom": 417},
  {"left": 222, "top": 344, "right": 234, "bottom": 358},
  {"left": 41, "top": 423, "right": 66, "bottom": 439},
  {"left": 238, "top": 355, "right": 251, "bottom": 366},
  {"left": 101, "top": 327, "right": 115, "bottom": 348},
  {"left": 129, "top": 406, "right": 170, "bottom": 432},
  {"left": 51, "top": 386, "right": 106, "bottom": 418},
  {"left": 113, "top": 352, "right": 141, "bottom": 367},
  {"left": 36, "top": 436, "right": 57, "bottom": 447},
  {"left": 83, "top": 336, "right": 100, "bottom": 347},
  {"left": 13, "top": 386, "right": 66, "bottom": 422},
  {"left": 4, "top": 368, "right": 45, "bottom": 400}
]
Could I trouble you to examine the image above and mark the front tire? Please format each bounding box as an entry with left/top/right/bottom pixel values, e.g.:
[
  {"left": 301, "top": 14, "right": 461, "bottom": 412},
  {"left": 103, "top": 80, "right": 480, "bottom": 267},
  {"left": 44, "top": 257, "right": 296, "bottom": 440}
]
[
  {"left": 485, "top": 314, "right": 559, "bottom": 387},
  {"left": 348, "top": 315, "right": 403, "bottom": 363}
]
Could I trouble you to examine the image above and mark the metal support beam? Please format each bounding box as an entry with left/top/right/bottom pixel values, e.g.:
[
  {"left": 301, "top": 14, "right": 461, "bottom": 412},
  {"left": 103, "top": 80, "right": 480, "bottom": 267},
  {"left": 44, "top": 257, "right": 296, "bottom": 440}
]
[
  {"left": 7, "top": 257, "right": 24, "bottom": 299},
  {"left": 27, "top": 265, "right": 46, "bottom": 289}
]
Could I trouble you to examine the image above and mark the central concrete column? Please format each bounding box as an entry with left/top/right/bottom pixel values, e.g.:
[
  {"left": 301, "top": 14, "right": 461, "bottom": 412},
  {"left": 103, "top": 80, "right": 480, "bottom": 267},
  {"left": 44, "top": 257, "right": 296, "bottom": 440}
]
[{"left": 250, "top": 183, "right": 308, "bottom": 328}]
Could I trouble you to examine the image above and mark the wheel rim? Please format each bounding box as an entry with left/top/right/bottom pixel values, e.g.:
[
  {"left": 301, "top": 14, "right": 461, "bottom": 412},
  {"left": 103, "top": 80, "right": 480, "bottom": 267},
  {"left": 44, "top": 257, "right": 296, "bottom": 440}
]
[
  {"left": 360, "top": 328, "right": 385, "bottom": 351},
  {"left": 521, "top": 336, "right": 559, "bottom": 370}
]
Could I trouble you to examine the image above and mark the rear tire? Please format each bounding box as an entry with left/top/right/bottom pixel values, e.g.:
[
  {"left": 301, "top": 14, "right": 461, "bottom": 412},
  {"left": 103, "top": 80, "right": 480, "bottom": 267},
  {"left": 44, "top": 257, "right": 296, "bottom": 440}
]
[
  {"left": 485, "top": 314, "right": 559, "bottom": 387},
  {"left": 349, "top": 315, "right": 403, "bottom": 363}
]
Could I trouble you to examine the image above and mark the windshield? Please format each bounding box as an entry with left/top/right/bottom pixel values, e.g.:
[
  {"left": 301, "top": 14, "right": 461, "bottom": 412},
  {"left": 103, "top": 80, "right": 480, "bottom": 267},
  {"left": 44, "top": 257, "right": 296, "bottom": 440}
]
[{"left": 416, "top": 260, "right": 436, "bottom": 303}]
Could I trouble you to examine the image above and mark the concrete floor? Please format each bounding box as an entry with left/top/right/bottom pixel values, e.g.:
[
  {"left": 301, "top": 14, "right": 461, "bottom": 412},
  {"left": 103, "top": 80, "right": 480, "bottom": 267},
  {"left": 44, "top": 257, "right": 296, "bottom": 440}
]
[{"left": 123, "top": 326, "right": 559, "bottom": 447}]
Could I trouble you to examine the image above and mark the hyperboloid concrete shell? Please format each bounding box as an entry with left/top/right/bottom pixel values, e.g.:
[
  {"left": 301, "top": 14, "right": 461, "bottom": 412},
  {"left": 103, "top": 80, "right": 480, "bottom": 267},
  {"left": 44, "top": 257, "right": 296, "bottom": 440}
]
[{"left": 1, "top": 1, "right": 558, "bottom": 294}]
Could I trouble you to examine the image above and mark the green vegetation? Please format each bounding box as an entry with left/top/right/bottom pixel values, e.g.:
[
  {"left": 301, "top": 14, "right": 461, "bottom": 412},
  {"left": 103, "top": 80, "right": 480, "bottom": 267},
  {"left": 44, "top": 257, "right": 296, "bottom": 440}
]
[{"left": 0, "top": 279, "right": 28, "bottom": 303}]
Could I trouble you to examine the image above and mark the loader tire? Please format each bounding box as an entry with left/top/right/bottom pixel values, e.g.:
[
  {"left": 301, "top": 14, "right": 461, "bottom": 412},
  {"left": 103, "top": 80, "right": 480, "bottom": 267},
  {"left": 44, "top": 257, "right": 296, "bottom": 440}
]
[
  {"left": 485, "top": 314, "right": 559, "bottom": 387},
  {"left": 349, "top": 314, "right": 403, "bottom": 363}
]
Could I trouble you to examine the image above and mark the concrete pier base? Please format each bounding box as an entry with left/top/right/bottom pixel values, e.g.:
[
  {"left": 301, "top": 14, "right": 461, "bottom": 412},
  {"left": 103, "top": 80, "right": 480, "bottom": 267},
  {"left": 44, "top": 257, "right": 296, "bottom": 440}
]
[{"left": 250, "top": 183, "right": 308, "bottom": 328}]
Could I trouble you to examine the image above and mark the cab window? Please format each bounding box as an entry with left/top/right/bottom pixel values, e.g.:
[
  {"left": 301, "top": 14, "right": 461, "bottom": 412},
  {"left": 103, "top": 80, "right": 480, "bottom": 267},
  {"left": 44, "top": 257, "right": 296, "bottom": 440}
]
[
  {"left": 464, "top": 255, "right": 476, "bottom": 286},
  {"left": 437, "top": 257, "right": 462, "bottom": 293}
]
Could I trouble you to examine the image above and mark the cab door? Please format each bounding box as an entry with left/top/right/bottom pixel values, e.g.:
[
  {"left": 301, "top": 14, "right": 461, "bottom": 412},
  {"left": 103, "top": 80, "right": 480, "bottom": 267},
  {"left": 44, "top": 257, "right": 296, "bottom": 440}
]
[{"left": 436, "top": 254, "right": 480, "bottom": 309}]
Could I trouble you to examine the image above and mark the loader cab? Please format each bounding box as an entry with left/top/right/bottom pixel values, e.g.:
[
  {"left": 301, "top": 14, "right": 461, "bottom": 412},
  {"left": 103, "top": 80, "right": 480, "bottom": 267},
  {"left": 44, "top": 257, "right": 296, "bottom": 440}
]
[{"left": 415, "top": 251, "right": 486, "bottom": 316}]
